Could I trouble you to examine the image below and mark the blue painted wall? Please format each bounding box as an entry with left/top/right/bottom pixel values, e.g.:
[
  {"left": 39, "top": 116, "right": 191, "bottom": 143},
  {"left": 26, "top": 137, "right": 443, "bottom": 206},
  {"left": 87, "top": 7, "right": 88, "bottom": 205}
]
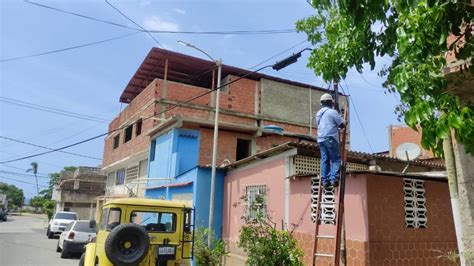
[
  {"left": 145, "top": 128, "right": 225, "bottom": 239},
  {"left": 147, "top": 129, "right": 199, "bottom": 187},
  {"left": 194, "top": 168, "right": 225, "bottom": 238}
]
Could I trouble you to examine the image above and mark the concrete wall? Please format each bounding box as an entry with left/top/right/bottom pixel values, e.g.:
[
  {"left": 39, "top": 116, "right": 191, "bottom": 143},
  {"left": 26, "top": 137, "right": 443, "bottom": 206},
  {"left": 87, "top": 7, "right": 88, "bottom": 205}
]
[{"left": 454, "top": 142, "right": 474, "bottom": 256}]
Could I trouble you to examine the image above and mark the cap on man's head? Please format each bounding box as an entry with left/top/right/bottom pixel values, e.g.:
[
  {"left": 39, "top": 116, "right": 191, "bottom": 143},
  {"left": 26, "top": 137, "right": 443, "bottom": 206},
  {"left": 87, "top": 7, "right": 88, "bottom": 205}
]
[{"left": 320, "top": 93, "right": 333, "bottom": 102}]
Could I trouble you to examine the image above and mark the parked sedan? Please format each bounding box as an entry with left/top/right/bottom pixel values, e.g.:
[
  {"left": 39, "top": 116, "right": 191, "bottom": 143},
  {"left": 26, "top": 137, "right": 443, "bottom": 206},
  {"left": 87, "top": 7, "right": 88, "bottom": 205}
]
[
  {"left": 47, "top": 211, "right": 78, "bottom": 238},
  {"left": 56, "top": 220, "right": 96, "bottom": 258}
]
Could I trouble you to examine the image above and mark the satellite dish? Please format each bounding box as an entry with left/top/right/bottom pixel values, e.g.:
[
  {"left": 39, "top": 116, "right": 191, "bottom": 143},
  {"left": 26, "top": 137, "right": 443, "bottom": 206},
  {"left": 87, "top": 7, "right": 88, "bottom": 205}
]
[{"left": 395, "top": 142, "right": 421, "bottom": 161}]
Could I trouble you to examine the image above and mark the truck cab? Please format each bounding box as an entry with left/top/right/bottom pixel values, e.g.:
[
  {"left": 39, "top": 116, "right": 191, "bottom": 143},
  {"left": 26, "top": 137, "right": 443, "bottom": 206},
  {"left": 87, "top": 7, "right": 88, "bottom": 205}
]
[{"left": 81, "top": 198, "right": 193, "bottom": 266}]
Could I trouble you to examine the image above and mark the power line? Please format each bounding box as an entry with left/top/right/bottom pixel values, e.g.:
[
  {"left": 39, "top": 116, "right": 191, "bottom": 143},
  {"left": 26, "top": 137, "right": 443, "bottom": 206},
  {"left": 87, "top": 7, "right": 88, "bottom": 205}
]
[
  {"left": 0, "top": 63, "right": 274, "bottom": 164},
  {"left": 340, "top": 80, "right": 375, "bottom": 153},
  {"left": 24, "top": 0, "right": 142, "bottom": 31},
  {"left": 0, "top": 136, "right": 102, "bottom": 160},
  {"left": 0, "top": 32, "right": 140, "bottom": 62},
  {"left": 0, "top": 175, "right": 48, "bottom": 188},
  {"left": 0, "top": 97, "right": 110, "bottom": 123},
  {"left": 105, "top": 0, "right": 162, "bottom": 47},
  {"left": 0, "top": 47, "right": 310, "bottom": 164},
  {"left": 25, "top": 0, "right": 298, "bottom": 35},
  {"left": 0, "top": 170, "right": 50, "bottom": 179}
]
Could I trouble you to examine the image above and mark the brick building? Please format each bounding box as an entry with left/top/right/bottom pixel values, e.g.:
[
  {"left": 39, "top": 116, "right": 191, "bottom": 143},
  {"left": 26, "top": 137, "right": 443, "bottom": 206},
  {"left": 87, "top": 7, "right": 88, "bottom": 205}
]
[
  {"left": 222, "top": 142, "right": 454, "bottom": 265},
  {"left": 388, "top": 125, "right": 436, "bottom": 160},
  {"left": 101, "top": 47, "right": 347, "bottom": 195},
  {"left": 100, "top": 47, "right": 348, "bottom": 236}
]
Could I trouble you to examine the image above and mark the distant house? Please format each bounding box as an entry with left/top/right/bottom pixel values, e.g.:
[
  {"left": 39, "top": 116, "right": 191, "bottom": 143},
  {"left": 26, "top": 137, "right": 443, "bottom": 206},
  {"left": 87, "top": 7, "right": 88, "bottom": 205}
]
[
  {"left": 52, "top": 167, "right": 106, "bottom": 220},
  {"left": 222, "top": 142, "right": 455, "bottom": 265}
]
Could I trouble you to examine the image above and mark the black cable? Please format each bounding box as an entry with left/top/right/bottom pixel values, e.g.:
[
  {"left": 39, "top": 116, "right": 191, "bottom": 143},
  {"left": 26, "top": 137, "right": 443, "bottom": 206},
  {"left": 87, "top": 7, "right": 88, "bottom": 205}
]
[
  {"left": 0, "top": 32, "right": 141, "bottom": 62},
  {"left": 0, "top": 136, "right": 102, "bottom": 161},
  {"left": 340, "top": 81, "right": 375, "bottom": 153},
  {"left": 0, "top": 175, "right": 48, "bottom": 187},
  {"left": 0, "top": 64, "right": 273, "bottom": 164},
  {"left": 0, "top": 170, "right": 50, "bottom": 179},
  {"left": 105, "top": 0, "right": 162, "bottom": 47},
  {"left": 0, "top": 97, "right": 109, "bottom": 123},
  {"left": 0, "top": 163, "right": 48, "bottom": 175},
  {"left": 25, "top": 0, "right": 298, "bottom": 35},
  {"left": 24, "top": 0, "right": 142, "bottom": 31}
]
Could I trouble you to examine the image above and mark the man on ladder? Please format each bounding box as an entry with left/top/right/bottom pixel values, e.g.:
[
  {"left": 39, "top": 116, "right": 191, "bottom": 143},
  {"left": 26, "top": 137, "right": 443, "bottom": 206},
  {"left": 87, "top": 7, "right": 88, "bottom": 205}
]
[{"left": 316, "top": 93, "right": 346, "bottom": 188}]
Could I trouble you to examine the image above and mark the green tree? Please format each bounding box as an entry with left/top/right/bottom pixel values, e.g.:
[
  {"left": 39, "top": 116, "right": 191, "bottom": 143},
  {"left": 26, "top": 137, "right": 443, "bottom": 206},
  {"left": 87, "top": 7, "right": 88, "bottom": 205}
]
[
  {"left": 0, "top": 182, "right": 24, "bottom": 209},
  {"left": 30, "top": 196, "right": 45, "bottom": 209},
  {"left": 296, "top": 0, "right": 473, "bottom": 155}
]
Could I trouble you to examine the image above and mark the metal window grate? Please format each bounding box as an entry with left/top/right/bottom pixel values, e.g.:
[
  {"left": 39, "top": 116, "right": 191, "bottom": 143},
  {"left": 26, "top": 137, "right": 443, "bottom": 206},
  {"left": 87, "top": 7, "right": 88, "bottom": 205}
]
[
  {"left": 403, "top": 178, "right": 427, "bottom": 228},
  {"left": 310, "top": 176, "right": 336, "bottom": 225},
  {"left": 245, "top": 185, "right": 267, "bottom": 222}
]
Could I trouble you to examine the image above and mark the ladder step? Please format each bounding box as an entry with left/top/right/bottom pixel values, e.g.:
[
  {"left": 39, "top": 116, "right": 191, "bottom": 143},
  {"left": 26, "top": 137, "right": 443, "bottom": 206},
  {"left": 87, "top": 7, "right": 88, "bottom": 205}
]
[
  {"left": 316, "top": 235, "right": 335, "bottom": 239},
  {"left": 315, "top": 253, "right": 334, "bottom": 257}
]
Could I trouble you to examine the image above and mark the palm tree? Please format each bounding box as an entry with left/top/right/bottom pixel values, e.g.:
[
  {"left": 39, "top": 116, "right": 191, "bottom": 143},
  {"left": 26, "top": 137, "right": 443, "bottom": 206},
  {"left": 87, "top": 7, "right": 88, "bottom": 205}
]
[{"left": 27, "top": 162, "right": 39, "bottom": 196}]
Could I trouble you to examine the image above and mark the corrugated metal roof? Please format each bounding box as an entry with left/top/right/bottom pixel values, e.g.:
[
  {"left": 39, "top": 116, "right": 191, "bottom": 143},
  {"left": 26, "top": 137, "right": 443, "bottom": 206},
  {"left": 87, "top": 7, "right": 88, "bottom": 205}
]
[{"left": 227, "top": 141, "right": 445, "bottom": 169}]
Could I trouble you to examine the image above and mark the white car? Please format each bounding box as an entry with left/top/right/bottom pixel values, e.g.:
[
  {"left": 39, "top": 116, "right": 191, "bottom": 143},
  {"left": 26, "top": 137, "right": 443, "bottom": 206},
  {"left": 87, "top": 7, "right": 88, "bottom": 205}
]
[
  {"left": 47, "top": 211, "right": 78, "bottom": 238},
  {"left": 56, "top": 220, "right": 96, "bottom": 258}
]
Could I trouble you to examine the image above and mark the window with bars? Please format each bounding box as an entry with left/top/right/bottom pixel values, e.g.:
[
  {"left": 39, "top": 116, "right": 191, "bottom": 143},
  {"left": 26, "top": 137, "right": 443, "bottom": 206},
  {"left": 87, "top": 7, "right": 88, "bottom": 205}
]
[
  {"left": 310, "top": 176, "right": 336, "bottom": 225},
  {"left": 244, "top": 185, "right": 267, "bottom": 222},
  {"left": 403, "top": 178, "right": 427, "bottom": 228}
]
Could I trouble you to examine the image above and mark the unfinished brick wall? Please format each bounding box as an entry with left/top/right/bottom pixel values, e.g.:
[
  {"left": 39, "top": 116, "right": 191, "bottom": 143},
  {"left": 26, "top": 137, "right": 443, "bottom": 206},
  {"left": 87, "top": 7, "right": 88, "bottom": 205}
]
[
  {"left": 198, "top": 128, "right": 253, "bottom": 166},
  {"left": 390, "top": 125, "right": 434, "bottom": 159},
  {"left": 102, "top": 80, "right": 158, "bottom": 167},
  {"left": 366, "top": 174, "right": 457, "bottom": 265}
]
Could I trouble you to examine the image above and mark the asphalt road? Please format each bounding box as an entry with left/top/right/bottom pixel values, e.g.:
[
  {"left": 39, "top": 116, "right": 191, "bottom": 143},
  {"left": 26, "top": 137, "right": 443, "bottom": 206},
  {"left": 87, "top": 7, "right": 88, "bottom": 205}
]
[{"left": 0, "top": 214, "right": 79, "bottom": 266}]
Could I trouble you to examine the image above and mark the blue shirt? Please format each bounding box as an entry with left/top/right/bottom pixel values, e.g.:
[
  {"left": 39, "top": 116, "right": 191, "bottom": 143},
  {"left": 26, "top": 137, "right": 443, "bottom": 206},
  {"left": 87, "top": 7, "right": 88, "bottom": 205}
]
[{"left": 316, "top": 107, "right": 343, "bottom": 143}]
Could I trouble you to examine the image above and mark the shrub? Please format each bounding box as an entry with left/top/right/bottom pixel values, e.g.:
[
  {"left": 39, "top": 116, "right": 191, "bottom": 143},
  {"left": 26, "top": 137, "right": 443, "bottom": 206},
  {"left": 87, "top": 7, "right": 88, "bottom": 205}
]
[
  {"left": 238, "top": 194, "right": 304, "bottom": 266},
  {"left": 194, "top": 227, "right": 228, "bottom": 265}
]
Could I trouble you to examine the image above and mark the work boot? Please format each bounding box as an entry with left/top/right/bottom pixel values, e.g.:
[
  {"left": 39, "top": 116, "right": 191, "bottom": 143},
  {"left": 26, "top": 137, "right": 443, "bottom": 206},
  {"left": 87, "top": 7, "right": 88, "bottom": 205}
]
[{"left": 331, "top": 181, "right": 339, "bottom": 188}]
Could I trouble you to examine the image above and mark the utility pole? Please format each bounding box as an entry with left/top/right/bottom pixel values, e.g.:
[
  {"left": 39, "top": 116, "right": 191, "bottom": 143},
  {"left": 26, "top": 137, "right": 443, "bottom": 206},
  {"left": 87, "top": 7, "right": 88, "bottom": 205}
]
[{"left": 178, "top": 40, "right": 222, "bottom": 247}]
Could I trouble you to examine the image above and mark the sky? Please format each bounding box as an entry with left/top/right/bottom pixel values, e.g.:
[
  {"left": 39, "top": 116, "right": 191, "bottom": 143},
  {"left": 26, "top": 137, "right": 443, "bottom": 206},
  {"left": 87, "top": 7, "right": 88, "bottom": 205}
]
[{"left": 0, "top": 0, "right": 401, "bottom": 201}]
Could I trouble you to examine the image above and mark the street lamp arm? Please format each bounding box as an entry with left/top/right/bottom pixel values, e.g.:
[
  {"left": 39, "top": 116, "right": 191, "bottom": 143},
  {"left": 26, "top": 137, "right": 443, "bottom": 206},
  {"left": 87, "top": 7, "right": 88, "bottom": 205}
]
[{"left": 177, "top": 40, "right": 216, "bottom": 62}]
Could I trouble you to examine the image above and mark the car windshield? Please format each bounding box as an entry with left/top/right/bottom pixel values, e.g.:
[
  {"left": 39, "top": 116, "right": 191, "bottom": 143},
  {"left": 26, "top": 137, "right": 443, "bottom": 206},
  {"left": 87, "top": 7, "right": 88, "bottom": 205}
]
[
  {"left": 55, "top": 213, "right": 78, "bottom": 220},
  {"left": 130, "top": 211, "right": 176, "bottom": 232},
  {"left": 73, "top": 221, "right": 96, "bottom": 233}
]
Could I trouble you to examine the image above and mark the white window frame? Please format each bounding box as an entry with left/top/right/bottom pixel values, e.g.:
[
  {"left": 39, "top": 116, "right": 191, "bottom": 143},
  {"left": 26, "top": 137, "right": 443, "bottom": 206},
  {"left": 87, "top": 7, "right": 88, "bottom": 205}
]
[{"left": 244, "top": 185, "right": 267, "bottom": 222}]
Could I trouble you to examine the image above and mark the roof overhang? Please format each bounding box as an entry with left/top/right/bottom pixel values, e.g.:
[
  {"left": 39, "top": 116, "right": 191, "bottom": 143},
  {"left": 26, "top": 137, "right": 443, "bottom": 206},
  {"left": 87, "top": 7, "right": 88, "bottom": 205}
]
[{"left": 120, "top": 47, "right": 331, "bottom": 103}]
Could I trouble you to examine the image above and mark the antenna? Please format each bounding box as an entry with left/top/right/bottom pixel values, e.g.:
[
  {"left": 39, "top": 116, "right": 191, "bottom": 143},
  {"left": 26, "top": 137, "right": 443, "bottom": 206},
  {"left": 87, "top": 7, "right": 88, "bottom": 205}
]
[{"left": 395, "top": 142, "right": 421, "bottom": 173}]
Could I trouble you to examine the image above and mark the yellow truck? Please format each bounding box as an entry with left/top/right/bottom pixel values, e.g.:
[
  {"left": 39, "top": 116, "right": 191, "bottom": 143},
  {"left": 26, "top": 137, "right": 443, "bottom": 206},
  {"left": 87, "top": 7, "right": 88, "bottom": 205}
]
[{"left": 80, "top": 198, "right": 193, "bottom": 266}]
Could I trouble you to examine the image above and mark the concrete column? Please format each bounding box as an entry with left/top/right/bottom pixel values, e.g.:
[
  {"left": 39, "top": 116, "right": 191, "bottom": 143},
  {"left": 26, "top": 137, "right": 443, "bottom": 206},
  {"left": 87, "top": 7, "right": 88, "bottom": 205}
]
[{"left": 453, "top": 141, "right": 474, "bottom": 259}]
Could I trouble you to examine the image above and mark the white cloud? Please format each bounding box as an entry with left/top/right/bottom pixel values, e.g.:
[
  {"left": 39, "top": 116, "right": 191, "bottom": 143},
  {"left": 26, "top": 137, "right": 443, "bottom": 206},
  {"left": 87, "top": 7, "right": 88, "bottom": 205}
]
[
  {"left": 139, "top": 0, "right": 151, "bottom": 7},
  {"left": 143, "top": 16, "right": 179, "bottom": 32},
  {"left": 172, "top": 8, "right": 186, "bottom": 15}
]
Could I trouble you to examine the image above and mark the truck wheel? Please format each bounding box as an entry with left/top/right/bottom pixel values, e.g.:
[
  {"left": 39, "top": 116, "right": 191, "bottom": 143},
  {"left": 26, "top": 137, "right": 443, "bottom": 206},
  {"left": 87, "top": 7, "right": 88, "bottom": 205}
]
[
  {"left": 104, "top": 223, "right": 150, "bottom": 266},
  {"left": 48, "top": 230, "right": 54, "bottom": 239}
]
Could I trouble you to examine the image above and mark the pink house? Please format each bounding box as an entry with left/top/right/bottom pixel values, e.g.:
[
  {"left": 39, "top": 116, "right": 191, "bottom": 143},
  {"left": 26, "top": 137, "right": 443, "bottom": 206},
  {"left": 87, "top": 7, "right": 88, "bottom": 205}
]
[{"left": 222, "top": 142, "right": 457, "bottom": 266}]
